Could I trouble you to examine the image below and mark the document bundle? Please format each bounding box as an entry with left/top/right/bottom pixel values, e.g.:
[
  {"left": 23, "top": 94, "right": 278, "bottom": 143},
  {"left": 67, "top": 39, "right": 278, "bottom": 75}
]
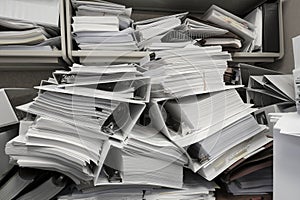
[
  {"left": 5, "top": 61, "right": 152, "bottom": 185},
  {"left": 201, "top": 5, "right": 256, "bottom": 52},
  {"left": 1, "top": 1, "right": 288, "bottom": 199},
  {"left": 71, "top": 0, "right": 139, "bottom": 51},
  {"left": 0, "top": 0, "right": 62, "bottom": 51},
  {"left": 58, "top": 170, "right": 216, "bottom": 200},
  {"left": 143, "top": 45, "right": 231, "bottom": 98}
]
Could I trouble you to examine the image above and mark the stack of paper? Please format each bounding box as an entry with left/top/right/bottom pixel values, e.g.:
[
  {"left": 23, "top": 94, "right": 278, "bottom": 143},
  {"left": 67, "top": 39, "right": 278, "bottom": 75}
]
[
  {"left": 5, "top": 62, "right": 151, "bottom": 185},
  {"left": 135, "top": 14, "right": 184, "bottom": 41},
  {"left": 143, "top": 45, "right": 231, "bottom": 98},
  {"left": 182, "top": 18, "right": 228, "bottom": 39},
  {"left": 73, "top": 0, "right": 133, "bottom": 29},
  {"left": 143, "top": 170, "right": 217, "bottom": 200},
  {"left": 149, "top": 87, "right": 269, "bottom": 180},
  {"left": 58, "top": 170, "right": 217, "bottom": 200},
  {"left": 89, "top": 125, "right": 187, "bottom": 188},
  {"left": 0, "top": 0, "right": 61, "bottom": 51},
  {"left": 0, "top": 18, "right": 61, "bottom": 51},
  {"left": 135, "top": 13, "right": 195, "bottom": 51},
  {"left": 121, "top": 125, "right": 187, "bottom": 188},
  {"left": 3, "top": 7, "right": 286, "bottom": 198},
  {"left": 72, "top": 0, "right": 138, "bottom": 51},
  {"left": 5, "top": 116, "right": 108, "bottom": 184},
  {"left": 58, "top": 186, "right": 145, "bottom": 200}
]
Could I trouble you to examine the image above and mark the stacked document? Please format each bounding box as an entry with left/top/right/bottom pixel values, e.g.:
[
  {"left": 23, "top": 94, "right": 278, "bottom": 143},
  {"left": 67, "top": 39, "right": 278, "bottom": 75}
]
[
  {"left": 93, "top": 125, "right": 187, "bottom": 188},
  {"left": 73, "top": 0, "right": 133, "bottom": 29},
  {"left": 202, "top": 5, "right": 256, "bottom": 52},
  {"left": 5, "top": 62, "right": 151, "bottom": 185},
  {"left": 181, "top": 18, "right": 243, "bottom": 51},
  {"left": 149, "top": 87, "right": 269, "bottom": 180},
  {"left": 2, "top": 8, "right": 286, "bottom": 199},
  {"left": 135, "top": 13, "right": 194, "bottom": 51},
  {"left": 121, "top": 125, "right": 187, "bottom": 188},
  {"left": 58, "top": 170, "right": 217, "bottom": 200},
  {"left": 197, "top": 132, "right": 272, "bottom": 181},
  {"left": 135, "top": 13, "right": 184, "bottom": 41},
  {"left": 72, "top": 0, "right": 138, "bottom": 51},
  {"left": 143, "top": 170, "right": 217, "bottom": 200},
  {"left": 143, "top": 45, "right": 231, "bottom": 98},
  {"left": 0, "top": 18, "right": 61, "bottom": 51},
  {"left": 5, "top": 116, "right": 108, "bottom": 184},
  {"left": 0, "top": 0, "right": 61, "bottom": 51}
]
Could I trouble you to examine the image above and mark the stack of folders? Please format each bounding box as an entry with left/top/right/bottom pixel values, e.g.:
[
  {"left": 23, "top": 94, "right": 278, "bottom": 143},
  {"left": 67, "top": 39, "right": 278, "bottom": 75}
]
[
  {"left": 149, "top": 88, "right": 271, "bottom": 181},
  {"left": 142, "top": 45, "right": 231, "bottom": 98},
  {"left": 72, "top": 0, "right": 139, "bottom": 51},
  {"left": 202, "top": 5, "right": 257, "bottom": 52},
  {"left": 0, "top": 0, "right": 61, "bottom": 51},
  {"left": 58, "top": 170, "right": 216, "bottom": 200},
  {"left": 220, "top": 142, "right": 273, "bottom": 195},
  {"left": 94, "top": 125, "right": 187, "bottom": 188},
  {"left": 5, "top": 61, "right": 151, "bottom": 185},
  {"left": 0, "top": 167, "right": 68, "bottom": 200},
  {"left": 134, "top": 11, "right": 243, "bottom": 52},
  {"left": 72, "top": 0, "right": 133, "bottom": 29}
]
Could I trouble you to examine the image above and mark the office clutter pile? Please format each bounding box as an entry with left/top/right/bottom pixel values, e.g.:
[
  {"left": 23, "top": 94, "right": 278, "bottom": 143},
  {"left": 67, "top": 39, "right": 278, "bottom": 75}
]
[
  {"left": 69, "top": 0, "right": 279, "bottom": 53},
  {"left": 0, "top": 1, "right": 294, "bottom": 199},
  {"left": 0, "top": 0, "right": 62, "bottom": 50}
]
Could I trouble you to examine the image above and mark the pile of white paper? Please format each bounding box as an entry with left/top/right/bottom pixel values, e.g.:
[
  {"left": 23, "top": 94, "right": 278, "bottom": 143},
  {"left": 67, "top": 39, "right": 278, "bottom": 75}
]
[
  {"left": 73, "top": 0, "right": 132, "bottom": 29},
  {"left": 143, "top": 45, "right": 231, "bottom": 98},
  {"left": 58, "top": 170, "right": 216, "bottom": 200},
  {"left": 3, "top": 5, "right": 278, "bottom": 198},
  {"left": 5, "top": 61, "right": 152, "bottom": 185},
  {"left": 0, "top": 0, "right": 61, "bottom": 50},
  {"left": 149, "top": 88, "right": 270, "bottom": 181},
  {"left": 72, "top": 0, "right": 138, "bottom": 51}
]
